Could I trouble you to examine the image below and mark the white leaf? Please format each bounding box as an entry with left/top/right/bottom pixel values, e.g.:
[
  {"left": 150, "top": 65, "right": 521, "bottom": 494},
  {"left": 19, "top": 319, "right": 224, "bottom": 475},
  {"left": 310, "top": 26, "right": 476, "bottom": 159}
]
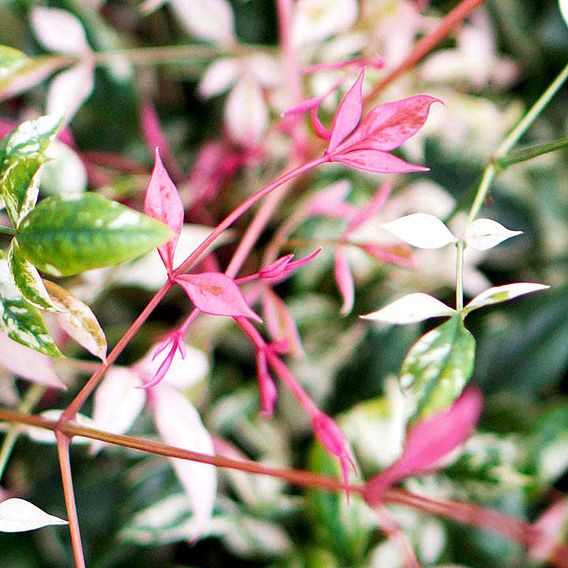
[
  {"left": 170, "top": 0, "right": 236, "bottom": 46},
  {"left": 46, "top": 63, "right": 95, "bottom": 124},
  {"left": 31, "top": 7, "right": 91, "bottom": 55},
  {"left": 91, "top": 367, "right": 146, "bottom": 455},
  {"left": 464, "top": 282, "right": 549, "bottom": 315},
  {"left": 137, "top": 343, "right": 209, "bottom": 390},
  {"left": 153, "top": 385, "right": 216, "bottom": 539},
  {"left": 0, "top": 332, "right": 64, "bottom": 389},
  {"left": 225, "top": 76, "right": 268, "bottom": 147},
  {"left": 381, "top": 213, "right": 457, "bottom": 249},
  {"left": 198, "top": 58, "right": 240, "bottom": 99},
  {"left": 24, "top": 410, "right": 95, "bottom": 445},
  {"left": 0, "top": 498, "right": 67, "bottom": 532},
  {"left": 560, "top": 0, "right": 568, "bottom": 28},
  {"left": 293, "top": 0, "right": 359, "bottom": 46},
  {"left": 465, "top": 218, "right": 522, "bottom": 250},
  {"left": 42, "top": 140, "right": 88, "bottom": 196},
  {"left": 361, "top": 293, "right": 455, "bottom": 324}
]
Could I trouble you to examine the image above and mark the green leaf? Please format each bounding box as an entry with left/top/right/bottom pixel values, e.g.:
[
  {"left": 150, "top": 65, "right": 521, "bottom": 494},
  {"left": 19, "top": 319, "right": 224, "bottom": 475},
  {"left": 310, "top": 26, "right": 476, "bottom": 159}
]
[
  {"left": 0, "top": 114, "right": 62, "bottom": 226},
  {"left": 16, "top": 193, "right": 173, "bottom": 277},
  {"left": 0, "top": 251, "right": 61, "bottom": 357},
  {"left": 306, "top": 443, "right": 372, "bottom": 565},
  {"left": 8, "top": 240, "right": 56, "bottom": 311},
  {"left": 0, "top": 46, "right": 29, "bottom": 81},
  {"left": 400, "top": 316, "right": 476, "bottom": 422}
]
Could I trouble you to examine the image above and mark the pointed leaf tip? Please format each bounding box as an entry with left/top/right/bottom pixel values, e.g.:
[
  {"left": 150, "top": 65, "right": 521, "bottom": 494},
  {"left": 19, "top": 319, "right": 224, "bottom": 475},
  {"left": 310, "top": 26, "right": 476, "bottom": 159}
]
[
  {"left": 0, "top": 498, "right": 67, "bottom": 532},
  {"left": 464, "top": 282, "right": 549, "bottom": 315},
  {"left": 465, "top": 218, "right": 522, "bottom": 250},
  {"left": 362, "top": 293, "right": 455, "bottom": 324},
  {"left": 328, "top": 70, "right": 364, "bottom": 152}
]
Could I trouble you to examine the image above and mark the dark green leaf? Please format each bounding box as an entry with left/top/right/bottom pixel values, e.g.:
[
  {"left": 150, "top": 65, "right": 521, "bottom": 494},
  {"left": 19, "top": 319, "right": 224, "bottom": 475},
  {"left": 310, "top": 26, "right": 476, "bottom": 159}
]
[
  {"left": 0, "top": 114, "right": 62, "bottom": 226},
  {"left": 16, "top": 193, "right": 172, "bottom": 277},
  {"left": 400, "top": 316, "right": 476, "bottom": 422},
  {"left": 0, "top": 251, "right": 61, "bottom": 357}
]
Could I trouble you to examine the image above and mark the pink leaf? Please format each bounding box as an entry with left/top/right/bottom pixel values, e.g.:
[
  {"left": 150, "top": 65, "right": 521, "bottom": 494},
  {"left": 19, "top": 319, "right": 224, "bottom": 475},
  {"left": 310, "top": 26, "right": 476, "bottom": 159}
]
[
  {"left": 258, "top": 249, "right": 321, "bottom": 281},
  {"left": 256, "top": 350, "right": 278, "bottom": 418},
  {"left": 153, "top": 384, "right": 217, "bottom": 539},
  {"left": 530, "top": 499, "right": 568, "bottom": 562},
  {"left": 312, "top": 412, "right": 357, "bottom": 490},
  {"left": 338, "top": 95, "right": 442, "bottom": 153},
  {"left": 307, "top": 180, "right": 356, "bottom": 220},
  {"left": 0, "top": 332, "right": 64, "bottom": 390},
  {"left": 334, "top": 248, "right": 354, "bottom": 315},
  {"left": 262, "top": 288, "right": 304, "bottom": 357},
  {"left": 333, "top": 149, "right": 429, "bottom": 174},
  {"left": 176, "top": 273, "right": 261, "bottom": 321},
  {"left": 365, "top": 388, "right": 483, "bottom": 506},
  {"left": 144, "top": 148, "right": 184, "bottom": 271},
  {"left": 91, "top": 367, "right": 145, "bottom": 455},
  {"left": 359, "top": 243, "right": 414, "bottom": 268},
  {"left": 328, "top": 70, "right": 364, "bottom": 152},
  {"left": 31, "top": 7, "right": 91, "bottom": 55},
  {"left": 310, "top": 107, "right": 332, "bottom": 140}
]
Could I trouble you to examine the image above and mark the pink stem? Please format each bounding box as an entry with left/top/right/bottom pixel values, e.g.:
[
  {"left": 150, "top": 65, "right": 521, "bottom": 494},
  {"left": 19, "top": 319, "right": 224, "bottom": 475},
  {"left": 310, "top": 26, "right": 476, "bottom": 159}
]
[{"left": 375, "top": 507, "right": 422, "bottom": 568}]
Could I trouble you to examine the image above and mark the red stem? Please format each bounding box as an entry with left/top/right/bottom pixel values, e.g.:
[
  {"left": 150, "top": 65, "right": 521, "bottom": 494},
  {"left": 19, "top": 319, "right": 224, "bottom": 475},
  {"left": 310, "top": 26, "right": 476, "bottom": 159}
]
[
  {"left": 55, "top": 432, "right": 86, "bottom": 568},
  {"left": 364, "top": 0, "right": 488, "bottom": 104}
]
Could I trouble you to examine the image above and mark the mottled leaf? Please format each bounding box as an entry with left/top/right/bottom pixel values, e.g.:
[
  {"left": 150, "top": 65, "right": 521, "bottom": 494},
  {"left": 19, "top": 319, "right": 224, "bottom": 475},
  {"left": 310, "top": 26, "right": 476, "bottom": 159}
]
[
  {"left": 8, "top": 240, "right": 56, "bottom": 311},
  {"left": 0, "top": 499, "right": 67, "bottom": 532},
  {"left": 0, "top": 251, "right": 61, "bottom": 357},
  {"left": 0, "top": 114, "right": 62, "bottom": 226},
  {"left": 362, "top": 293, "right": 455, "bottom": 324},
  {"left": 463, "top": 282, "right": 549, "bottom": 316},
  {"left": 381, "top": 213, "right": 457, "bottom": 249},
  {"left": 16, "top": 193, "right": 172, "bottom": 277},
  {"left": 44, "top": 280, "right": 107, "bottom": 360},
  {"left": 400, "top": 316, "right": 475, "bottom": 422},
  {"left": 176, "top": 272, "right": 261, "bottom": 321}
]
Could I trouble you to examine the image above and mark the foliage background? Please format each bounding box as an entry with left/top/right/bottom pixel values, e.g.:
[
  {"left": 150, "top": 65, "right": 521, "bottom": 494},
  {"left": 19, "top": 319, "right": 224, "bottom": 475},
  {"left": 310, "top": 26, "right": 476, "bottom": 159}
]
[{"left": 1, "top": 0, "right": 568, "bottom": 567}]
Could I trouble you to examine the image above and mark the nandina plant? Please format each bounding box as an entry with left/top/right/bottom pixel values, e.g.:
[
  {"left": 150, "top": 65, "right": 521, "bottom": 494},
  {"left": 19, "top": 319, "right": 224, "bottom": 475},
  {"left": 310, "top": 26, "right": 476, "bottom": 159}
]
[{"left": 1, "top": 1, "right": 568, "bottom": 567}]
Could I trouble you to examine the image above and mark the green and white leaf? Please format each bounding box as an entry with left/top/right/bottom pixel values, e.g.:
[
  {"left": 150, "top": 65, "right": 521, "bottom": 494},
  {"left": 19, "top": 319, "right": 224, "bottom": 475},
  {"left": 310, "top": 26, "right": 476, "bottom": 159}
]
[
  {"left": 15, "top": 193, "right": 172, "bottom": 277},
  {"left": 463, "top": 283, "right": 549, "bottom": 316},
  {"left": 380, "top": 213, "right": 457, "bottom": 249},
  {"left": 44, "top": 280, "right": 107, "bottom": 360},
  {"left": 0, "top": 114, "right": 62, "bottom": 226},
  {"left": 464, "top": 219, "right": 522, "bottom": 251},
  {"left": 0, "top": 46, "right": 30, "bottom": 81},
  {"left": 361, "top": 293, "right": 455, "bottom": 324},
  {"left": 0, "top": 498, "right": 67, "bottom": 532},
  {"left": 0, "top": 251, "right": 61, "bottom": 357},
  {"left": 8, "top": 240, "right": 57, "bottom": 311},
  {"left": 400, "top": 316, "right": 476, "bottom": 423}
]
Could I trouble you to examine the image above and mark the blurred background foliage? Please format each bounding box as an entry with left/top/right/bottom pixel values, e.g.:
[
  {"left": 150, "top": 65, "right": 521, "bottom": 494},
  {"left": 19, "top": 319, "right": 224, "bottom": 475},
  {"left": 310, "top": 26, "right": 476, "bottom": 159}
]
[{"left": 1, "top": 0, "right": 568, "bottom": 567}]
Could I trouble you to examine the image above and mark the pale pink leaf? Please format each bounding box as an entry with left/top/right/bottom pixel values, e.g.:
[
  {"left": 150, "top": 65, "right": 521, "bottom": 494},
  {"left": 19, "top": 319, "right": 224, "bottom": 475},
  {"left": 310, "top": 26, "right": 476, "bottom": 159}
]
[
  {"left": 256, "top": 350, "right": 278, "bottom": 418},
  {"left": 334, "top": 149, "right": 428, "bottom": 175},
  {"left": 176, "top": 273, "right": 261, "bottom": 321},
  {"left": 225, "top": 76, "right": 268, "bottom": 147},
  {"left": 380, "top": 213, "right": 457, "bottom": 249},
  {"left": 144, "top": 148, "right": 184, "bottom": 271},
  {"left": 359, "top": 243, "right": 414, "bottom": 268},
  {"left": 339, "top": 95, "right": 442, "bottom": 152},
  {"left": 365, "top": 388, "right": 483, "bottom": 505},
  {"left": 31, "top": 7, "right": 91, "bottom": 55},
  {"left": 0, "top": 332, "right": 64, "bottom": 389},
  {"left": 530, "top": 498, "right": 568, "bottom": 562},
  {"left": 346, "top": 180, "right": 393, "bottom": 233},
  {"left": 463, "top": 283, "right": 549, "bottom": 316},
  {"left": 170, "top": 0, "right": 236, "bottom": 46},
  {"left": 328, "top": 70, "right": 364, "bottom": 152},
  {"left": 46, "top": 63, "right": 95, "bottom": 123},
  {"left": 153, "top": 385, "right": 216, "bottom": 539},
  {"left": 262, "top": 288, "right": 304, "bottom": 357},
  {"left": 0, "top": 498, "right": 67, "bottom": 532},
  {"left": 334, "top": 248, "right": 354, "bottom": 315},
  {"left": 137, "top": 340, "right": 209, "bottom": 389},
  {"left": 464, "top": 218, "right": 522, "bottom": 251},
  {"left": 91, "top": 367, "right": 145, "bottom": 455},
  {"left": 361, "top": 293, "right": 455, "bottom": 324},
  {"left": 307, "top": 179, "right": 355, "bottom": 219},
  {"left": 198, "top": 58, "right": 240, "bottom": 98}
]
